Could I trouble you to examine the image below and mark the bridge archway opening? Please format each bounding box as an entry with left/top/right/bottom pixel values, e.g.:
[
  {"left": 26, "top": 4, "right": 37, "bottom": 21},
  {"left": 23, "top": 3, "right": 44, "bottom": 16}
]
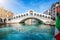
[
  {"left": 19, "top": 17, "right": 43, "bottom": 25},
  {"left": 4, "top": 18, "right": 6, "bottom": 23},
  {"left": 0, "top": 18, "right": 2, "bottom": 22}
]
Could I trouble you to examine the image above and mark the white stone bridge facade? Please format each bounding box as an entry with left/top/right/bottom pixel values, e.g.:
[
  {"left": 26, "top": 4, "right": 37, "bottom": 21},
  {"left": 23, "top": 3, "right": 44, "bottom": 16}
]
[{"left": 7, "top": 10, "right": 53, "bottom": 24}]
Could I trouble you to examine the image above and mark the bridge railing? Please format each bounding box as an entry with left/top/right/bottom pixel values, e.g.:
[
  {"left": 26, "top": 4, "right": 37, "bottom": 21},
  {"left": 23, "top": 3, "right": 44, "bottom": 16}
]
[{"left": 8, "top": 13, "right": 51, "bottom": 21}]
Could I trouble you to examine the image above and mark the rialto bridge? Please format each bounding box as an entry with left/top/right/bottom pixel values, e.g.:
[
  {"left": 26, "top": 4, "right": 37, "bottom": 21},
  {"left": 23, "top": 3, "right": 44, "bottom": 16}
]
[{"left": 6, "top": 10, "right": 53, "bottom": 24}]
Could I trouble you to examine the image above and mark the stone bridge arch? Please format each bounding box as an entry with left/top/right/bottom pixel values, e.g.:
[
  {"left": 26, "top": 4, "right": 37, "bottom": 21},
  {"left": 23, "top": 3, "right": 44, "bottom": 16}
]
[
  {"left": 19, "top": 17, "right": 43, "bottom": 23},
  {"left": 7, "top": 10, "right": 52, "bottom": 24},
  {"left": 18, "top": 16, "right": 45, "bottom": 23}
]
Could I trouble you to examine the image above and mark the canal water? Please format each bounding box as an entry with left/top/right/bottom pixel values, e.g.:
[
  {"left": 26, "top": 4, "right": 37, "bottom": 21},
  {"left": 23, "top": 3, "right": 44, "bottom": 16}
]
[{"left": 0, "top": 23, "right": 55, "bottom": 40}]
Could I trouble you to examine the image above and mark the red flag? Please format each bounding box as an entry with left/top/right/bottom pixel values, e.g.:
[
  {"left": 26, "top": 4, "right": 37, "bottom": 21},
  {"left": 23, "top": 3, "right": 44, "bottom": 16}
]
[
  {"left": 57, "top": 7, "right": 60, "bottom": 13},
  {"left": 55, "top": 33, "right": 60, "bottom": 40}
]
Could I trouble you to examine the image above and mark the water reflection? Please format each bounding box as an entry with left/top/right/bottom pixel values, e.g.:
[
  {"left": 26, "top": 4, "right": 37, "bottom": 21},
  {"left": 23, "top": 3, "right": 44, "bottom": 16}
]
[{"left": 0, "top": 23, "right": 55, "bottom": 40}]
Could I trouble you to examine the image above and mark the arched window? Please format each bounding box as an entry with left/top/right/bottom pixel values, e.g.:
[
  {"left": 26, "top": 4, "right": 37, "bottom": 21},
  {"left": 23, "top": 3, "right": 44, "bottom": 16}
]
[
  {"left": 24, "top": 14, "right": 25, "bottom": 16},
  {"left": 34, "top": 13, "right": 36, "bottom": 16},
  {"left": 43, "top": 15, "right": 44, "bottom": 17},
  {"left": 4, "top": 18, "right": 6, "bottom": 23},
  {"left": 14, "top": 17, "right": 15, "bottom": 19},
  {"left": 45, "top": 16, "right": 47, "bottom": 18},
  {"left": 48, "top": 17, "right": 50, "bottom": 19},
  {"left": 19, "top": 15, "right": 20, "bottom": 17},
  {"left": 26, "top": 13, "right": 28, "bottom": 16},
  {"left": 21, "top": 15, "right": 23, "bottom": 17},
  {"left": 0, "top": 18, "right": 2, "bottom": 22},
  {"left": 40, "top": 15, "right": 42, "bottom": 17},
  {"left": 30, "top": 10, "right": 33, "bottom": 15},
  {"left": 37, "top": 14, "right": 39, "bottom": 16},
  {"left": 16, "top": 16, "right": 19, "bottom": 18},
  {"left": 41, "top": 15, "right": 43, "bottom": 17},
  {"left": 8, "top": 18, "right": 11, "bottom": 21}
]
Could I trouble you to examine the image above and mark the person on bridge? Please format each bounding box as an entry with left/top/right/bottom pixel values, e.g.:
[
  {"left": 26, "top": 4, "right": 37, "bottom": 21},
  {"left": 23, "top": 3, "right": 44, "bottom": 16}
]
[{"left": 55, "top": 6, "right": 60, "bottom": 40}]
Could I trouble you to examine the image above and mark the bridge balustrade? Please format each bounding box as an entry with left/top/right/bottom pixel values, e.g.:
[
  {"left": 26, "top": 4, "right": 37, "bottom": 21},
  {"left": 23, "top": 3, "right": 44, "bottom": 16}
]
[
  {"left": 26, "top": 13, "right": 28, "bottom": 16},
  {"left": 8, "top": 18, "right": 11, "bottom": 21},
  {"left": 11, "top": 13, "right": 51, "bottom": 22},
  {"left": 36, "top": 14, "right": 39, "bottom": 16},
  {"left": 48, "top": 17, "right": 50, "bottom": 19},
  {"left": 21, "top": 15, "right": 24, "bottom": 17},
  {"left": 44, "top": 16, "right": 47, "bottom": 18},
  {"left": 30, "top": 13, "right": 33, "bottom": 15},
  {"left": 13, "top": 17, "right": 15, "bottom": 19},
  {"left": 40, "top": 14, "right": 43, "bottom": 17},
  {"left": 24, "top": 14, "right": 26, "bottom": 16},
  {"left": 40, "top": 14, "right": 42, "bottom": 17},
  {"left": 19, "top": 15, "right": 20, "bottom": 18},
  {"left": 34, "top": 13, "right": 36, "bottom": 16},
  {"left": 15, "top": 16, "right": 19, "bottom": 18},
  {"left": 42, "top": 15, "right": 44, "bottom": 17}
]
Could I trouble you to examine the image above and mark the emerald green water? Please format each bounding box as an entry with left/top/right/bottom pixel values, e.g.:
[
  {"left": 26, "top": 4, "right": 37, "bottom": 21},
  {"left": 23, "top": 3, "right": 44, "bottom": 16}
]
[{"left": 0, "top": 23, "right": 55, "bottom": 40}]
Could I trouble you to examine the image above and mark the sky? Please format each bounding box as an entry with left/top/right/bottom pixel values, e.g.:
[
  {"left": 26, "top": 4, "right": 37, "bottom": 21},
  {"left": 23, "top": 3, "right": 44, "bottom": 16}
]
[{"left": 0, "top": 0, "right": 60, "bottom": 14}]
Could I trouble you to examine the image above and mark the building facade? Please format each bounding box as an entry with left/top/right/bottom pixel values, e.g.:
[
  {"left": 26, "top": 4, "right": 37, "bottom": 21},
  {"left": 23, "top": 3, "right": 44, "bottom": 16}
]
[
  {"left": 43, "top": 9, "right": 51, "bottom": 15},
  {"left": 44, "top": 2, "right": 60, "bottom": 21},
  {"left": 0, "top": 7, "right": 14, "bottom": 23},
  {"left": 50, "top": 2, "right": 60, "bottom": 20}
]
